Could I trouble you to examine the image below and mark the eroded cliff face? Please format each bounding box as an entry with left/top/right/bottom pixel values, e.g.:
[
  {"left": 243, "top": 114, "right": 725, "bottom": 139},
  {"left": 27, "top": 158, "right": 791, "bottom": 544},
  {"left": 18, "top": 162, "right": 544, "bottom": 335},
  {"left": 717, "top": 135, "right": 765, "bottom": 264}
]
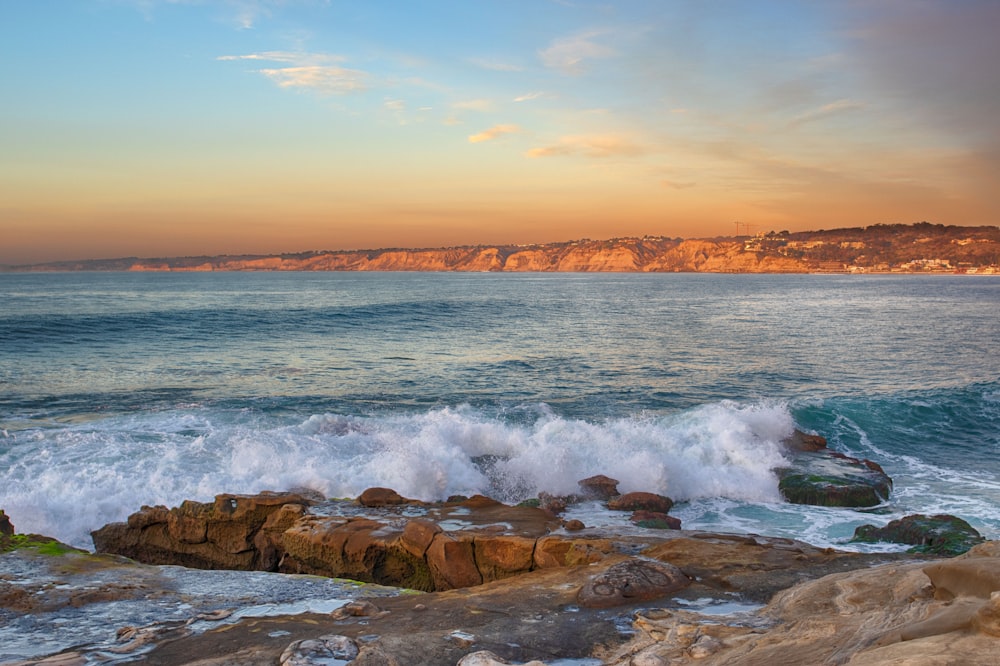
[{"left": 122, "top": 238, "right": 811, "bottom": 273}]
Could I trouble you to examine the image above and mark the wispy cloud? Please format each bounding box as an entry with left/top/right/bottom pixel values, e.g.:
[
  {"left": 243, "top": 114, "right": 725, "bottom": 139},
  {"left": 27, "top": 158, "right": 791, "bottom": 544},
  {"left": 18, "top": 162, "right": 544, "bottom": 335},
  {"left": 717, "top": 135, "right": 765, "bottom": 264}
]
[
  {"left": 526, "top": 134, "right": 643, "bottom": 158},
  {"left": 218, "top": 51, "right": 367, "bottom": 95},
  {"left": 513, "top": 91, "right": 545, "bottom": 103},
  {"left": 468, "top": 124, "right": 521, "bottom": 143},
  {"left": 469, "top": 58, "right": 523, "bottom": 72},
  {"left": 453, "top": 99, "right": 494, "bottom": 112},
  {"left": 789, "top": 99, "right": 865, "bottom": 127},
  {"left": 539, "top": 30, "right": 616, "bottom": 74}
]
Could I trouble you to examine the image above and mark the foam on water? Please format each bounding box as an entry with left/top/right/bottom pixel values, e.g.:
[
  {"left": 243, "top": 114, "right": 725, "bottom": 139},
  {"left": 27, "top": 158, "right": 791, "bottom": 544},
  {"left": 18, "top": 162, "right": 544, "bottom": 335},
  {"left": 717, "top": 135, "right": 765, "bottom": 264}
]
[{"left": 0, "top": 400, "right": 794, "bottom": 548}]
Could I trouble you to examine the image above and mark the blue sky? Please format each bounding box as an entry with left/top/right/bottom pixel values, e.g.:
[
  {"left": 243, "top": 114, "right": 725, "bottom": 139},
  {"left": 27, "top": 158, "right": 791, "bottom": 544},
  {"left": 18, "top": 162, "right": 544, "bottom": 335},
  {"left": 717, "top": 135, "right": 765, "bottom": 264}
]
[{"left": 2, "top": 0, "right": 998, "bottom": 263}]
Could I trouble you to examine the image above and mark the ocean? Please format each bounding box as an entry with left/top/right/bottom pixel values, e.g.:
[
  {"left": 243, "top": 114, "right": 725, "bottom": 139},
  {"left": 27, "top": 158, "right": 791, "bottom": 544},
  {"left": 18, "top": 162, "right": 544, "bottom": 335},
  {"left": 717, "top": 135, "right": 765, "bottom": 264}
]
[{"left": 1, "top": 271, "right": 998, "bottom": 552}]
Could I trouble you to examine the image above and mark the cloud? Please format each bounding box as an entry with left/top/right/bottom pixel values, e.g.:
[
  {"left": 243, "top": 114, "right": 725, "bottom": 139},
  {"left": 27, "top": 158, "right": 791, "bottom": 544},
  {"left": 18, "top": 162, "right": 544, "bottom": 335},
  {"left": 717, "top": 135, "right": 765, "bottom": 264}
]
[
  {"left": 539, "top": 30, "right": 616, "bottom": 74},
  {"left": 468, "top": 124, "right": 521, "bottom": 143},
  {"left": 452, "top": 99, "right": 494, "bottom": 112},
  {"left": 789, "top": 99, "right": 865, "bottom": 127},
  {"left": 219, "top": 51, "right": 367, "bottom": 95},
  {"left": 513, "top": 91, "right": 545, "bottom": 103},
  {"left": 526, "top": 134, "right": 643, "bottom": 158},
  {"left": 469, "top": 58, "right": 523, "bottom": 72}
]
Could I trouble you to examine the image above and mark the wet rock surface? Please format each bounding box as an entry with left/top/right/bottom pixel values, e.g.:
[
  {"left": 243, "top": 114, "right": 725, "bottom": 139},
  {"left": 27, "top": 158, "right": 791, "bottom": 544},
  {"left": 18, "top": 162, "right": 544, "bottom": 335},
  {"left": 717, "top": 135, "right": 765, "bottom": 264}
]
[
  {"left": 776, "top": 436, "right": 893, "bottom": 507},
  {"left": 852, "top": 513, "right": 986, "bottom": 555}
]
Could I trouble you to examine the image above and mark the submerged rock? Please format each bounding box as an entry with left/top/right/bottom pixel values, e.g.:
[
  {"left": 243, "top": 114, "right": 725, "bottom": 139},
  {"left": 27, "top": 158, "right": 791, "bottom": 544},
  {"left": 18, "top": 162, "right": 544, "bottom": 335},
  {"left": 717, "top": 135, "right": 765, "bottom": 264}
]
[{"left": 852, "top": 513, "right": 985, "bottom": 556}]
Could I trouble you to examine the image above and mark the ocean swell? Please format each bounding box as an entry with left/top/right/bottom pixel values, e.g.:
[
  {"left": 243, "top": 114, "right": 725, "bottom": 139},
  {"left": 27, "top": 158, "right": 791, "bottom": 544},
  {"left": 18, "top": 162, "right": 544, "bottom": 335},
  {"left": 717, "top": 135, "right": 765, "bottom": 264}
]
[{"left": 0, "top": 401, "right": 794, "bottom": 549}]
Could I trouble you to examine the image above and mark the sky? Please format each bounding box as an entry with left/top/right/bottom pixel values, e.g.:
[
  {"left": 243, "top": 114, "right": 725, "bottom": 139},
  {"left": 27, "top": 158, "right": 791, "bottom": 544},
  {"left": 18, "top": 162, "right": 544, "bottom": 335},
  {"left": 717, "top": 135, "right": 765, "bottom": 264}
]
[{"left": 2, "top": 0, "right": 999, "bottom": 264}]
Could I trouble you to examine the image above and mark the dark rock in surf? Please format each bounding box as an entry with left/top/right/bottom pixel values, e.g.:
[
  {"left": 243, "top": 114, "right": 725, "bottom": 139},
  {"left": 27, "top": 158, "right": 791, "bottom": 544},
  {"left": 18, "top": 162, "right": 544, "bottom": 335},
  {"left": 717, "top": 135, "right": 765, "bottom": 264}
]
[
  {"left": 607, "top": 491, "right": 674, "bottom": 514},
  {"left": 578, "top": 474, "right": 620, "bottom": 500},
  {"left": 777, "top": 450, "right": 892, "bottom": 508},
  {"left": 631, "top": 510, "right": 681, "bottom": 530},
  {"left": 358, "top": 487, "right": 409, "bottom": 507},
  {"left": 851, "top": 513, "right": 985, "bottom": 556},
  {"left": 0, "top": 509, "right": 13, "bottom": 536},
  {"left": 781, "top": 429, "right": 829, "bottom": 452}
]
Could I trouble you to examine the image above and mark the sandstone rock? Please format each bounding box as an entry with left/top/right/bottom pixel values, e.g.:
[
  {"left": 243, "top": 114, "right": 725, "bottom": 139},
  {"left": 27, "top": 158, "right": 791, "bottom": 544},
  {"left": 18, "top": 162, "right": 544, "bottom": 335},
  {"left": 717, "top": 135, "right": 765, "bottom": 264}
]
[
  {"left": 923, "top": 558, "right": 1000, "bottom": 600},
  {"left": 426, "top": 533, "right": 482, "bottom": 590},
  {"left": 607, "top": 492, "right": 674, "bottom": 514},
  {"left": 537, "top": 492, "right": 568, "bottom": 515},
  {"left": 474, "top": 535, "right": 536, "bottom": 582},
  {"left": 534, "top": 536, "right": 614, "bottom": 568},
  {"left": 781, "top": 429, "right": 828, "bottom": 452},
  {"left": 399, "top": 518, "right": 442, "bottom": 559},
  {"left": 577, "top": 558, "right": 690, "bottom": 608},
  {"left": 93, "top": 492, "right": 313, "bottom": 571},
  {"left": 631, "top": 511, "right": 681, "bottom": 530},
  {"left": 578, "top": 474, "right": 620, "bottom": 500},
  {"left": 563, "top": 519, "right": 585, "bottom": 531},
  {"left": 279, "top": 634, "right": 358, "bottom": 666},
  {"left": 852, "top": 513, "right": 985, "bottom": 556},
  {"left": 352, "top": 645, "right": 403, "bottom": 666},
  {"left": 358, "top": 487, "right": 408, "bottom": 507}
]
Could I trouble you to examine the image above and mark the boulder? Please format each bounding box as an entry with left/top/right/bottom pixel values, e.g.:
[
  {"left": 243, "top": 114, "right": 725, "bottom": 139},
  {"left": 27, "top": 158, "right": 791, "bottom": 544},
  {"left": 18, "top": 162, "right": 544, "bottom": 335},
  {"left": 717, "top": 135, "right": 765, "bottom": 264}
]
[
  {"left": 777, "top": 450, "right": 892, "bottom": 507},
  {"left": 630, "top": 510, "right": 681, "bottom": 530},
  {"left": 0, "top": 509, "right": 13, "bottom": 536},
  {"left": 852, "top": 514, "right": 985, "bottom": 556},
  {"left": 577, "top": 558, "right": 690, "bottom": 608},
  {"left": 92, "top": 492, "right": 314, "bottom": 570},
  {"left": 607, "top": 492, "right": 674, "bottom": 514},
  {"left": 578, "top": 474, "right": 620, "bottom": 500},
  {"left": 358, "top": 487, "right": 408, "bottom": 507}
]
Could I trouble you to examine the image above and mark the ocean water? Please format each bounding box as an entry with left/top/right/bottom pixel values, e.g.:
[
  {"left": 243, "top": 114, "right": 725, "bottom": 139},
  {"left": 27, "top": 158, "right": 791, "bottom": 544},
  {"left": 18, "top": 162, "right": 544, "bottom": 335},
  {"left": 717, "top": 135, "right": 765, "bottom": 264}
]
[{"left": 1, "top": 271, "right": 998, "bottom": 551}]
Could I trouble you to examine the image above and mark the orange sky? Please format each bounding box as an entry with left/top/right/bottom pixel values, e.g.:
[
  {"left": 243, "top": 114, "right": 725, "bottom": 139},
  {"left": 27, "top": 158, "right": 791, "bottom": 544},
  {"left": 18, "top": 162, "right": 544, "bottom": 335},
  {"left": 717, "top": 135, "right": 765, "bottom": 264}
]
[{"left": 2, "top": 1, "right": 998, "bottom": 264}]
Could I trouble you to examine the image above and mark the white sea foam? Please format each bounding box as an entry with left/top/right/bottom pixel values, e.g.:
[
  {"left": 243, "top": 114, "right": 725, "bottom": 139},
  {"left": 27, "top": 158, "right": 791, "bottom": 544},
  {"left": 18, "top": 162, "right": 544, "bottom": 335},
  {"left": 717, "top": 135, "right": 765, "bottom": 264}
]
[{"left": 0, "top": 401, "right": 795, "bottom": 549}]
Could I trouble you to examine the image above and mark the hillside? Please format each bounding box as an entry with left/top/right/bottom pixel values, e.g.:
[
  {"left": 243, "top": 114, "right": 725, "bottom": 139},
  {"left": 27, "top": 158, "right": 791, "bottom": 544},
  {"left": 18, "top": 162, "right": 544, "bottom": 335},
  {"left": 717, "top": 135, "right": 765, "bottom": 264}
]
[{"left": 6, "top": 223, "right": 1000, "bottom": 273}]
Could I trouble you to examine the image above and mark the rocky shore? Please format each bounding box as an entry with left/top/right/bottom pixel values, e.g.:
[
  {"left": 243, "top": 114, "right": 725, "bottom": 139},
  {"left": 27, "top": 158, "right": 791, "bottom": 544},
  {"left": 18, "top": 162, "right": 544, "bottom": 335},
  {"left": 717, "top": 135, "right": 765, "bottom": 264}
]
[{"left": 2, "top": 433, "right": 996, "bottom": 665}]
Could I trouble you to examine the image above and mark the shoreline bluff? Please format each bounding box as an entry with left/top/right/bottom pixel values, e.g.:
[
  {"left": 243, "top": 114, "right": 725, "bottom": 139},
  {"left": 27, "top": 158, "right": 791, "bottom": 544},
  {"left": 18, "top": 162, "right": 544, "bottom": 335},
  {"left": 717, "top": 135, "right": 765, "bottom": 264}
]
[
  {"left": 6, "top": 223, "right": 1000, "bottom": 274},
  {"left": 2, "top": 434, "right": 995, "bottom": 665}
]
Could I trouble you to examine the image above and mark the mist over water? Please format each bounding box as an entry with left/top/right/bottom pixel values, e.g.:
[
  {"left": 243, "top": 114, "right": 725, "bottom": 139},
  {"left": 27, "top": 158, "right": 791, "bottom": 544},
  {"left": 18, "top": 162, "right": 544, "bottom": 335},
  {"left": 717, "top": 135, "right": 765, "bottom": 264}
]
[{"left": 1, "top": 272, "right": 998, "bottom": 549}]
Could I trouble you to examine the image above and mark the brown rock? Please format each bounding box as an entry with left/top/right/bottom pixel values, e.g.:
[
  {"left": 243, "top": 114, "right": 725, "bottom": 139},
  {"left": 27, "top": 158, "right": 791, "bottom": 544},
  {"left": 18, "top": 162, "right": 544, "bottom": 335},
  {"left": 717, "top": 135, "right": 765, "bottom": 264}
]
[
  {"left": 399, "top": 519, "right": 442, "bottom": 559},
  {"left": 577, "top": 558, "right": 690, "bottom": 608},
  {"left": 426, "top": 533, "right": 482, "bottom": 590},
  {"left": 534, "top": 536, "right": 614, "bottom": 568},
  {"left": 167, "top": 501, "right": 210, "bottom": 544},
  {"left": 924, "top": 559, "right": 1000, "bottom": 600},
  {"left": 563, "top": 519, "right": 585, "bottom": 531},
  {"left": 607, "top": 492, "right": 674, "bottom": 514},
  {"left": 474, "top": 535, "right": 536, "bottom": 582},
  {"left": 578, "top": 475, "right": 620, "bottom": 500},
  {"left": 357, "top": 487, "right": 407, "bottom": 507},
  {"left": 126, "top": 505, "right": 169, "bottom": 530},
  {"left": 782, "top": 429, "right": 828, "bottom": 452},
  {"left": 630, "top": 511, "right": 681, "bottom": 530}
]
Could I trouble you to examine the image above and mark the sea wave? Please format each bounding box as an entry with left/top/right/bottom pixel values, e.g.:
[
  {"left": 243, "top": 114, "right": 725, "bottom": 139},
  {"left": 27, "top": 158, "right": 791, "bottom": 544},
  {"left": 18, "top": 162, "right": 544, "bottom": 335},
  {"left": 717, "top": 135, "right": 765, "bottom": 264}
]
[{"left": 0, "top": 400, "right": 794, "bottom": 548}]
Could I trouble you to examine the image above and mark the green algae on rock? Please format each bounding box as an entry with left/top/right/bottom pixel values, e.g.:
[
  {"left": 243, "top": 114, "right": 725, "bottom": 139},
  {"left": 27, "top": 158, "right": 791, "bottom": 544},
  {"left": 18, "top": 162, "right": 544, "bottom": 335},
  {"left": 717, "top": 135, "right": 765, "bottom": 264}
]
[
  {"left": 776, "top": 450, "right": 892, "bottom": 507},
  {"left": 851, "top": 513, "right": 985, "bottom": 556}
]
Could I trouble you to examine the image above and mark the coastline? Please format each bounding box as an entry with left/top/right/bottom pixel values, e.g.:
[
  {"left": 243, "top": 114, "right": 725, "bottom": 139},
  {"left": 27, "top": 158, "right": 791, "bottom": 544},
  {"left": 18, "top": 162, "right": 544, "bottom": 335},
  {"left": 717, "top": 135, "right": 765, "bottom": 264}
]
[
  {"left": 3, "top": 223, "right": 998, "bottom": 274},
  {"left": 3, "top": 485, "right": 999, "bottom": 665}
]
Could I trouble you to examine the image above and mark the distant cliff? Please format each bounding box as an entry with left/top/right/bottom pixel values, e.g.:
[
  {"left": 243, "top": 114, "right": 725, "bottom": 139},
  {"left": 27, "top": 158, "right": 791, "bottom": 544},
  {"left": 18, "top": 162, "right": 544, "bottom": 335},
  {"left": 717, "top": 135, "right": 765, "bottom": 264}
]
[{"left": 7, "top": 223, "right": 1000, "bottom": 273}]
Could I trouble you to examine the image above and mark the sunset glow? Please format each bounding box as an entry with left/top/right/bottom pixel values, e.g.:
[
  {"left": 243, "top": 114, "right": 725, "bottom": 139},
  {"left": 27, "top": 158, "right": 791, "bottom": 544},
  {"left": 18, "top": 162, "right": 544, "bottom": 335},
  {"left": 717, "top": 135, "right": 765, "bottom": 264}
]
[{"left": 2, "top": 1, "right": 998, "bottom": 264}]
